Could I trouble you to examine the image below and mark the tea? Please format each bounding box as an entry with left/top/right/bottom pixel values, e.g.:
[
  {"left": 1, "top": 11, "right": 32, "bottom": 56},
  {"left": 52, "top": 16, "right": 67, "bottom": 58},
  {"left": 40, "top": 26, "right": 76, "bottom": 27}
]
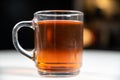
[{"left": 35, "top": 20, "right": 83, "bottom": 73}]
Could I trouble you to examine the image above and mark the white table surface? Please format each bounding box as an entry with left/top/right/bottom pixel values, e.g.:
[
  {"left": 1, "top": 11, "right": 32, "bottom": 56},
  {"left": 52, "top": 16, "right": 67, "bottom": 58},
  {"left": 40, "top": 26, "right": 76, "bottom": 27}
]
[{"left": 0, "top": 50, "right": 120, "bottom": 80}]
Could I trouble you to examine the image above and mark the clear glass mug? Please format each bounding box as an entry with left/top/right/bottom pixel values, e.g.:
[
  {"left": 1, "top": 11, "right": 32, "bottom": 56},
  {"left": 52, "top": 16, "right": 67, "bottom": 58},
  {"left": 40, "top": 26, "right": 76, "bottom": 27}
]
[{"left": 12, "top": 10, "right": 83, "bottom": 77}]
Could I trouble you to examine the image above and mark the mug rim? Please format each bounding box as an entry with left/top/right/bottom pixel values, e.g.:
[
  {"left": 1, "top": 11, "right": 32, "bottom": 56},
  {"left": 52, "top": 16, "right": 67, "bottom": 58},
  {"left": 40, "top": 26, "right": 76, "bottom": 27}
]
[{"left": 34, "top": 10, "right": 83, "bottom": 16}]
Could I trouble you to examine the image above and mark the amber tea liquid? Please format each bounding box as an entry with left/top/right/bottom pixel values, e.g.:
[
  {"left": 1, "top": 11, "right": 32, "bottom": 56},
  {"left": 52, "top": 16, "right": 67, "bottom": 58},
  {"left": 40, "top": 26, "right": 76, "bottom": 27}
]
[{"left": 35, "top": 20, "right": 83, "bottom": 75}]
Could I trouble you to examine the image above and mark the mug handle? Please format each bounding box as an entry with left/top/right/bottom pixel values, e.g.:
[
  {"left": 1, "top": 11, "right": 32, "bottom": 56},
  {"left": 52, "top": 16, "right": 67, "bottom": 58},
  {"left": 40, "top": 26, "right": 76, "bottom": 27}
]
[{"left": 12, "top": 21, "right": 34, "bottom": 60}]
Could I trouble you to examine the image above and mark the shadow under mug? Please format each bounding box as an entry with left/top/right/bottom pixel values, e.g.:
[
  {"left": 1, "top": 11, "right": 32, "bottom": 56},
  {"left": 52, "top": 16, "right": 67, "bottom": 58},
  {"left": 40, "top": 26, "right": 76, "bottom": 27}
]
[{"left": 12, "top": 10, "right": 83, "bottom": 77}]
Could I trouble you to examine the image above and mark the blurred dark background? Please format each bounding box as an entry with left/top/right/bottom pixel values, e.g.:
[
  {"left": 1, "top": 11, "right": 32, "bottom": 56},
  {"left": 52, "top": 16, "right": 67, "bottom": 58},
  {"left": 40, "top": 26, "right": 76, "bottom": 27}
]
[
  {"left": 0, "top": 0, "right": 120, "bottom": 50},
  {"left": 0, "top": 0, "right": 73, "bottom": 50},
  {"left": 82, "top": 0, "right": 120, "bottom": 50}
]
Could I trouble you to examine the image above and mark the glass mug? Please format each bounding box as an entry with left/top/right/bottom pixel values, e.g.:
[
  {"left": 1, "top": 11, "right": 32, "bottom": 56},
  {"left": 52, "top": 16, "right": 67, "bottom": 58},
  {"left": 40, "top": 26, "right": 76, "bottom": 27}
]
[{"left": 12, "top": 10, "right": 83, "bottom": 77}]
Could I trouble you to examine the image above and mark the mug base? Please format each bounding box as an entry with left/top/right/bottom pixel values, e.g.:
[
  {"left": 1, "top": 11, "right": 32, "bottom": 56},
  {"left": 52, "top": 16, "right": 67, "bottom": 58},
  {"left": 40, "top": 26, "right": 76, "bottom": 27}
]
[{"left": 38, "top": 70, "right": 80, "bottom": 77}]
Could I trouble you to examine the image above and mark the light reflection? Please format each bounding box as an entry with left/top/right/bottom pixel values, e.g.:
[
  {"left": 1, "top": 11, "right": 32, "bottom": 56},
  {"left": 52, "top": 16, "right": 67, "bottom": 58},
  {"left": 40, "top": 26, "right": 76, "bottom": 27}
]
[
  {"left": 84, "top": 0, "right": 119, "bottom": 18},
  {"left": 83, "top": 28, "right": 95, "bottom": 47},
  {"left": 95, "top": 0, "right": 118, "bottom": 17}
]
